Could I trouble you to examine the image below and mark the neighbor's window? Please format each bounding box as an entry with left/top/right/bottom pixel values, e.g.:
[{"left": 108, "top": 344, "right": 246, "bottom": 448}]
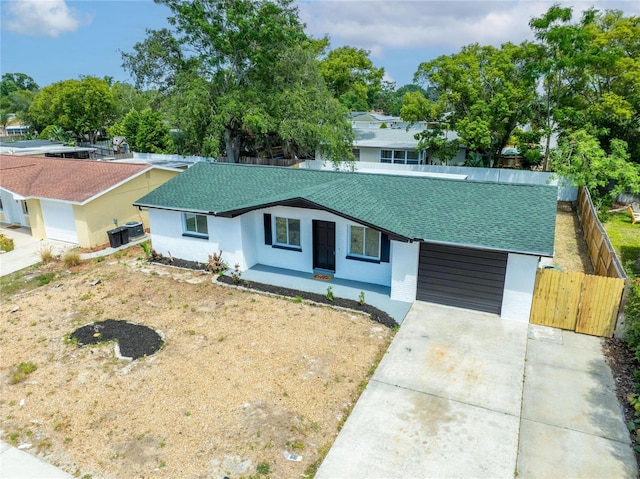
[
  {"left": 275, "top": 217, "right": 301, "bottom": 248},
  {"left": 183, "top": 213, "right": 208, "bottom": 237},
  {"left": 380, "top": 150, "right": 393, "bottom": 163},
  {"left": 21, "top": 200, "right": 29, "bottom": 215},
  {"left": 349, "top": 225, "right": 380, "bottom": 259}
]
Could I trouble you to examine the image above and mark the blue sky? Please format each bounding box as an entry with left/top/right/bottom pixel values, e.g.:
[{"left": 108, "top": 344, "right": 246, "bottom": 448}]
[{"left": 1, "top": 0, "right": 639, "bottom": 90}]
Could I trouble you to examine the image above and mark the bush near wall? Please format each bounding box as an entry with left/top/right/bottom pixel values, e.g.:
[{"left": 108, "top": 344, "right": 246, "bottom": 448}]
[{"left": 0, "top": 234, "right": 15, "bottom": 252}]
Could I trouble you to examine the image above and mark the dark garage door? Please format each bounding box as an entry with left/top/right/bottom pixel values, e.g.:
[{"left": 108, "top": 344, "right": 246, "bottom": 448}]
[{"left": 417, "top": 243, "right": 508, "bottom": 314}]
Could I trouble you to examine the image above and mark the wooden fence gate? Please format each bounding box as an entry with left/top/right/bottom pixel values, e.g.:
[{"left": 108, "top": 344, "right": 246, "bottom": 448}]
[{"left": 530, "top": 268, "right": 626, "bottom": 337}]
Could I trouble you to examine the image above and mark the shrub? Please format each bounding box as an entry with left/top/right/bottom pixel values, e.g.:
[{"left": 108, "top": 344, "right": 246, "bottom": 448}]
[
  {"left": 624, "top": 281, "right": 640, "bottom": 365},
  {"left": 63, "top": 250, "right": 82, "bottom": 268},
  {"left": 36, "top": 272, "right": 55, "bottom": 286},
  {"left": 0, "top": 234, "right": 15, "bottom": 252},
  {"left": 38, "top": 245, "right": 55, "bottom": 264},
  {"left": 207, "top": 250, "right": 227, "bottom": 274}
]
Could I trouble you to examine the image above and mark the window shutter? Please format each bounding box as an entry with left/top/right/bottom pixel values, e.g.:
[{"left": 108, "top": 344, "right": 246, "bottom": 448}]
[
  {"left": 263, "top": 214, "right": 272, "bottom": 245},
  {"left": 381, "top": 233, "right": 390, "bottom": 262}
]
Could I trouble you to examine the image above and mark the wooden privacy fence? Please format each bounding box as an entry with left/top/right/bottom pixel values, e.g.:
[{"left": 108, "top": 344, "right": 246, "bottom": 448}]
[
  {"left": 577, "top": 187, "right": 627, "bottom": 278},
  {"left": 530, "top": 268, "right": 626, "bottom": 337}
]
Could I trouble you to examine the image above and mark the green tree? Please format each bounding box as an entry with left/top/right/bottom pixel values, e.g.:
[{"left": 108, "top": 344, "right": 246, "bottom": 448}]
[
  {"left": 28, "top": 77, "right": 115, "bottom": 143},
  {"left": 123, "top": 0, "right": 352, "bottom": 164},
  {"left": 410, "top": 42, "right": 539, "bottom": 166},
  {"left": 319, "top": 46, "right": 384, "bottom": 111},
  {"left": 551, "top": 129, "right": 640, "bottom": 203},
  {"left": 530, "top": 6, "right": 640, "bottom": 165}
]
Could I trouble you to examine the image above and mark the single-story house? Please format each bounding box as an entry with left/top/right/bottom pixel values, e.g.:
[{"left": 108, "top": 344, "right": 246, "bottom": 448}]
[
  {"left": 0, "top": 155, "right": 180, "bottom": 247},
  {"left": 135, "top": 162, "right": 557, "bottom": 321},
  {"left": 318, "top": 128, "right": 468, "bottom": 166},
  {"left": 0, "top": 139, "right": 96, "bottom": 159}
]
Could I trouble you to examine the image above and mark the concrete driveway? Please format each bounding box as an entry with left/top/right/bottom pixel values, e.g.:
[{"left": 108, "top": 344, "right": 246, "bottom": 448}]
[
  {"left": 0, "top": 225, "right": 73, "bottom": 276},
  {"left": 316, "top": 301, "right": 637, "bottom": 478}
]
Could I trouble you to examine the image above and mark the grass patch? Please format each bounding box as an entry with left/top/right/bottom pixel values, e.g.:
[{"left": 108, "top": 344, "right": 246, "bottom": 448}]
[
  {"left": 36, "top": 272, "right": 55, "bottom": 286},
  {"left": 10, "top": 361, "right": 38, "bottom": 384},
  {"left": 602, "top": 212, "right": 640, "bottom": 276},
  {"left": 0, "top": 267, "right": 56, "bottom": 300}
]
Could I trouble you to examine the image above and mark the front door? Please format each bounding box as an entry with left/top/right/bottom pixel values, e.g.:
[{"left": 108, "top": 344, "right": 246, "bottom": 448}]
[{"left": 313, "top": 220, "right": 335, "bottom": 271}]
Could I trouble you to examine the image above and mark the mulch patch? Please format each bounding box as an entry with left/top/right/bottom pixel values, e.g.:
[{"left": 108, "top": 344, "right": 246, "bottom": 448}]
[
  {"left": 216, "top": 274, "right": 398, "bottom": 329},
  {"left": 70, "top": 319, "right": 164, "bottom": 360},
  {"left": 147, "top": 256, "right": 397, "bottom": 328}
]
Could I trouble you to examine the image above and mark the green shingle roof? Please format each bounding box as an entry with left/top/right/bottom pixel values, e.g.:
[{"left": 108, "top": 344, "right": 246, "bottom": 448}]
[{"left": 135, "top": 162, "right": 557, "bottom": 256}]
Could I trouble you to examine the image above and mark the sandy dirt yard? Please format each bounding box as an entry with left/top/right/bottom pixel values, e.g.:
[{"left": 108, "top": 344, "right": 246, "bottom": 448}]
[
  {"left": 552, "top": 202, "right": 594, "bottom": 273},
  {"left": 0, "top": 251, "right": 393, "bottom": 478}
]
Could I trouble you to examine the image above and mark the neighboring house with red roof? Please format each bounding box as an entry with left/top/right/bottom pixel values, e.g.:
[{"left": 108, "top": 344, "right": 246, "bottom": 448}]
[{"left": 0, "top": 155, "right": 180, "bottom": 247}]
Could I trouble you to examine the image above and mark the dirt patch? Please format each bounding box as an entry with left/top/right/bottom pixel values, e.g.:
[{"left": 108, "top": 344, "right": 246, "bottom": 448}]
[
  {"left": 0, "top": 254, "right": 392, "bottom": 478},
  {"left": 553, "top": 202, "right": 594, "bottom": 273}
]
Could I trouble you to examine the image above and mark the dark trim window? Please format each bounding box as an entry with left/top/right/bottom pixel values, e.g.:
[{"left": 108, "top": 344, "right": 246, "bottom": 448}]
[
  {"left": 21, "top": 200, "right": 29, "bottom": 215},
  {"left": 183, "top": 213, "right": 208, "bottom": 238},
  {"left": 349, "top": 225, "right": 380, "bottom": 260},
  {"left": 274, "top": 217, "right": 301, "bottom": 248}
]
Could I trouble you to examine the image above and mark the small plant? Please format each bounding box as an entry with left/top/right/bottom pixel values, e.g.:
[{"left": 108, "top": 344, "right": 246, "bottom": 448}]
[
  {"left": 0, "top": 233, "right": 14, "bottom": 252},
  {"left": 35, "top": 272, "right": 55, "bottom": 286},
  {"left": 285, "top": 439, "right": 305, "bottom": 450},
  {"left": 80, "top": 293, "right": 91, "bottom": 301},
  {"left": 230, "top": 263, "right": 242, "bottom": 284},
  {"left": 292, "top": 296, "right": 303, "bottom": 304},
  {"left": 207, "top": 250, "right": 227, "bottom": 274},
  {"left": 326, "top": 285, "right": 334, "bottom": 302},
  {"left": 256, "top": 462, "right": 271, "bottom": 475},
  {"left": 358, "top": 291, "right": 365, "bottom": 306},
  {"left": 10, "top": 361, "right": 38, "bottom": 384},
  {"left": 627, "top": 393, "right": 640, "bottom": 452},
  {"left": 38, "top": 245, "right": 55, "bottom": 263},
  {"left": 140, "top": 241, "right": 151, "bottom": 258},
  {"left": 63, "top": 250, "right": 82, "bottom": 268}
]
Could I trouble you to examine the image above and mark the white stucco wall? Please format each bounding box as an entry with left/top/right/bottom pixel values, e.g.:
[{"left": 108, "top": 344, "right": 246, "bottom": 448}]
[
  {"left": 501, "top": 253, "right": 540, "bottom": 322},
  {"left": 253, "top": 206, "right": 392, "bottom": 287},
  {"left": 0, "top": 189, "right": 23, "bottom": 224},
  {"left": 390, "top": 240, "right": 419, "bottom": 302},
  {"left": 148, "top": 209, "right": 247, "bottom": 268},
  {"left": 148, "top": 206, "right": 394, "bottom": 287}
]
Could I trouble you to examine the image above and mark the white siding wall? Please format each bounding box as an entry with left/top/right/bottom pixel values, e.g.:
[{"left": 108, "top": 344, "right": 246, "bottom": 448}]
[
  {"left": 254, "top": 206, "right": 392, "bottom": 286},
  {"left": 390, "top": 241, "right": 419, "bottom": 302},
  {"left": 148, "top": 209, "right": 246, "bottom": 268},
  {"left": 501, "top": 253, "right": 540, "bottom": 321}
]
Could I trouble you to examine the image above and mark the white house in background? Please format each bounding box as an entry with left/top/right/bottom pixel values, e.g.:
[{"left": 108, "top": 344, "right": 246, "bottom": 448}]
[
  {"left": 318, "top": 128, "right": 467, "bottom": 166},
  {"left": 135, "top": 162, "right": 558, "bottom": 322}
]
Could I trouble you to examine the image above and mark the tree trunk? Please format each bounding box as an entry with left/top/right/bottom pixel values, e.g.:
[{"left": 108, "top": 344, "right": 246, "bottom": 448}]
[{"left": 224, "top": 128, "right": 241, "bottom": 163}]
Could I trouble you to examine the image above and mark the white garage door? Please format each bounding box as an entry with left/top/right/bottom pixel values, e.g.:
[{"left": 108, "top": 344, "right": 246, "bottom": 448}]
[{"left": 41, "top": 200, "right": 79, "bottom": 244}]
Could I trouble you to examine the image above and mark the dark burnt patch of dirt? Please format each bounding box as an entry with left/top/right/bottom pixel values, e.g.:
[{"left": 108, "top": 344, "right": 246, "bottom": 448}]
[
  {"left": 603, "top": 337, "right": 640, "bottom": 466},
  {"left": 71, "top": 319, "right": 164, "bottom": 360},
  {"left": 216, "top": 274, "right": 398, "bottom": 329}
]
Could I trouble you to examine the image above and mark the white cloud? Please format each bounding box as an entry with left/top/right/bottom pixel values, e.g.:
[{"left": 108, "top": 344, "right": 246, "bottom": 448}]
[
  {"left": 300, "top": 0, "right": 640, "bottom": 53},
  {"left": 4, "top": 0, "right": 92, "bottom": 37}
]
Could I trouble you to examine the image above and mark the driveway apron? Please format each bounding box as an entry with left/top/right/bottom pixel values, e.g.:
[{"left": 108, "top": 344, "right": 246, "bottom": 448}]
[{"left": 316, "top": 301, "right": 637, "bottom": 479}]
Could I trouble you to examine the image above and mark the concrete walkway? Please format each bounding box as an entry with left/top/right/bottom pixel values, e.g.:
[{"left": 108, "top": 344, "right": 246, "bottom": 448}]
[
  {"left": 316, "top": 301, "right": 637, "bottom": 478},
  {"left": 0, "top": 224, "right": 148, "bottom": 277},
  {"left": 0, "top": 441, "right": 72, "bottom": 478}
]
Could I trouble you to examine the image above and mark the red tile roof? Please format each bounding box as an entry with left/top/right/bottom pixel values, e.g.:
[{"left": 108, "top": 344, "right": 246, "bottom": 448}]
[{"left": 0, "top": 155, "right": 151, "bottom": 203}]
